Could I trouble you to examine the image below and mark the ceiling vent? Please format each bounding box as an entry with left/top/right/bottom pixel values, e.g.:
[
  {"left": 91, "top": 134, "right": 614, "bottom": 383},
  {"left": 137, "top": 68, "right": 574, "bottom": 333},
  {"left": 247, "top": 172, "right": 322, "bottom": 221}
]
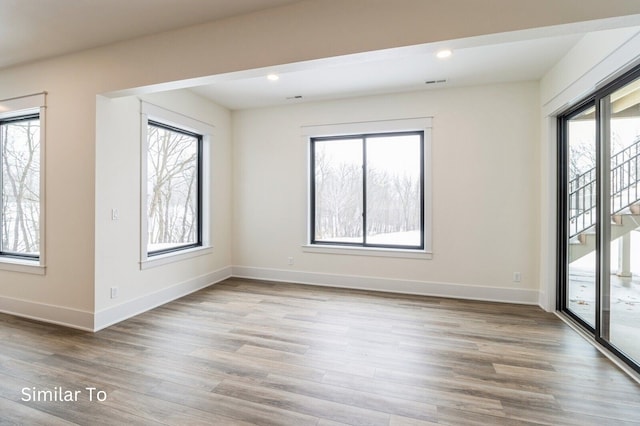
[{"left": 425, "top": 79, "right": 447, "bottom": 85}]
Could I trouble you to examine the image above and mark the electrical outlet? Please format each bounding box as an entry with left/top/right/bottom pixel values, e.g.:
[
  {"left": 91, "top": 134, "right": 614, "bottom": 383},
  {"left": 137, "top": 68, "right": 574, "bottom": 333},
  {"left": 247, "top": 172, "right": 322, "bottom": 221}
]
[
  {"left": 513, "top": 272, "right": 522, "bottom": 283},
  {"left": 111, "top": 208, "right": 119, "bottom": 221},
  {"left": 287, "top": 257, "right": 294, "bottom": 265},
  {"left": 110, "top": 287, "right": 118, "bottom": 299}
]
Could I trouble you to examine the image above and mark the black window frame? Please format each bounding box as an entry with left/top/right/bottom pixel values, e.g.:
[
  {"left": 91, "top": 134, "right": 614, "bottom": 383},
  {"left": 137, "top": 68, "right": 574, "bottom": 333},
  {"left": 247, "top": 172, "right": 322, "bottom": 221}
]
[
  {"left": 557, "top": 63, "right": 640, "bottom": 375},
  {"left": 146, "top": 120, "right": 203, "bottom": 257},
  {"left": 310, "top": 130, "right": 425, "bottom": 250},
  {"left": 0, "top": 113, "right": 41, "bottom": 260}
]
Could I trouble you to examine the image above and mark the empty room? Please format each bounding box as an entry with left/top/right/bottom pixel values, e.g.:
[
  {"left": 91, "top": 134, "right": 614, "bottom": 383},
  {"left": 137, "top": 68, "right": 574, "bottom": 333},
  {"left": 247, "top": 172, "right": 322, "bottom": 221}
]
[{"left": 1, "top": 1, "right": 640, "bottom": 424}]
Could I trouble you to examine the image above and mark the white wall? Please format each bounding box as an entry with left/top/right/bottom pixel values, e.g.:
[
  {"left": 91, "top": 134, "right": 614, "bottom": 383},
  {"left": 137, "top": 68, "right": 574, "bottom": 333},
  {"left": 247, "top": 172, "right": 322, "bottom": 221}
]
[
  {"left": 538, "top": 27, "right": 640, "bottom": 311},
  {"left": 0, "top": 59, "right": 100, "bottom": 329},
  {"left": 542, "top": 27, "right": 640, "bottom": 113},
  {"left": 94, "top": 90, "right": 233, "bottom": 330},
  {"left": 232, "top": 81, "right": 541, "bottom": 304},
  {"left": 0, "top": 1, "right": 639, "bottom": 329}
]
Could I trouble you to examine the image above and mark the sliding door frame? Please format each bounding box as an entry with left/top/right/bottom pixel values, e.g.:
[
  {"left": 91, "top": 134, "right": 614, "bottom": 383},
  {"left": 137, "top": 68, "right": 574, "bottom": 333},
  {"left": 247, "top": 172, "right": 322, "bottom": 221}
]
[
  {"left": 557, "top": 97, "right": 600, "bottom": 332},
  {"left": 558, "top": 64, "right": 640, "bottom": 375}
]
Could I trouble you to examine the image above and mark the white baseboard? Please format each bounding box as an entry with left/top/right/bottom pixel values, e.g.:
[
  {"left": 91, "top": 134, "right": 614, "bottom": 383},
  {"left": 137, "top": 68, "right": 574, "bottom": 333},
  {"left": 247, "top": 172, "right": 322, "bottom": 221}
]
[
  {"left": 0, "top": 295, "right": 94, "bottom": 331},
  {"left": 232, "top": 266, "right": 540, "bottom": 305},
  {"left": 93, "top": 266, "right": 232, "bottom": 331},
  {"left": 0, "top": 265, "right": 539, "bottom": 332}
]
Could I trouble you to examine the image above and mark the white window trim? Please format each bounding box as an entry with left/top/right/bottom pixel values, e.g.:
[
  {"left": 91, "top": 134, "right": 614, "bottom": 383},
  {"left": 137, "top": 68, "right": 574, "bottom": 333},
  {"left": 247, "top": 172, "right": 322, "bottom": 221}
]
[
  {"left": 0, "top": 93, "right": 47, "bottom": 275},
  {"left": 302, "top": 117, "right": 433, "bottom": 259},
  {"left": 139, "top": 101, "right": 214, "bottom": 270},
  {"left": 301, "top": 244, "right": 432, "bottom": 259}
]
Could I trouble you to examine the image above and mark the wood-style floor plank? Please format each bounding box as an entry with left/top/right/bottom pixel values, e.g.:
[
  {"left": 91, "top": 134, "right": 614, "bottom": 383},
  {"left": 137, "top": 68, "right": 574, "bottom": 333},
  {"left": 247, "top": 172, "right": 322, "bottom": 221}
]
[{"left": 1, "top": 277, "right": 640, "bottom": 425}]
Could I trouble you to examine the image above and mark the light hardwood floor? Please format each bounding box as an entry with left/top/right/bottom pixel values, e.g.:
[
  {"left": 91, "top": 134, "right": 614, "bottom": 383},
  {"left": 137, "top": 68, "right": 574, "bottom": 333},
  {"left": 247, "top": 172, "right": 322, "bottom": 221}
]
[{"left": 1, "top": 278, "right": 639, "bottom": 425}]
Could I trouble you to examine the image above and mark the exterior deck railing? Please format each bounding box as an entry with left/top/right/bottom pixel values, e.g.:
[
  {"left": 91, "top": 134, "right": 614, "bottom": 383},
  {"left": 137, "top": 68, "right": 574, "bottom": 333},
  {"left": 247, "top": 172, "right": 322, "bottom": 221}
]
[{"left": 569, "top": 137, "right": 640, "bottom": 238}]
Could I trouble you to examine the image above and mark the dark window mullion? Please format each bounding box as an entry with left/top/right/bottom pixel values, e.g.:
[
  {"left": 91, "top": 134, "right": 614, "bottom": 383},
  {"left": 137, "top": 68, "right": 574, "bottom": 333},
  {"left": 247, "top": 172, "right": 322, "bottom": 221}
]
[
  {"left": 419, "top": 132, "right": 425, "bottom": 249},
  {"left": 362, "top": 137, "right": 367, "bottom": 246},
  {"left": 595, "top": 97, "right": 604, "bottom": 341},
  {"left": 196, "top": 134, "right": 203, "bottom": 247},
  {"left": 310, "top": 139, "right": 317, "bottom": 244},
  {"left": 148, "top": 119, "right": 200, "bottom": 139}
]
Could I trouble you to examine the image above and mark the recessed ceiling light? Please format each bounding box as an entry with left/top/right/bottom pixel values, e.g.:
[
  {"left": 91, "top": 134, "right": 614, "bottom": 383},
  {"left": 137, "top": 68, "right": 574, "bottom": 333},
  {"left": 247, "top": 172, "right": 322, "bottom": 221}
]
[
  {"left": 436, "top": 49, "right": 452, "bottom": 59},
  {"left": 267, "top": 73, "right": 280, "bottom": 81}
]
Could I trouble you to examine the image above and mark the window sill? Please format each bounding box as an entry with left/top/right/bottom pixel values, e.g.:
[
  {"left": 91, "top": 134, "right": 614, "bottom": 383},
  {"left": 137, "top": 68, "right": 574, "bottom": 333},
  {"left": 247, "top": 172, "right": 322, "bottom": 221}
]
[
  {"left": 0, "top": 257, "right": 46, "bottom": 275},
  {"left": 140, "top": 246, "right": 213, "bottom": 270},
  {"left": 302, "top": 244, "right": 432, "bottom": 259}
]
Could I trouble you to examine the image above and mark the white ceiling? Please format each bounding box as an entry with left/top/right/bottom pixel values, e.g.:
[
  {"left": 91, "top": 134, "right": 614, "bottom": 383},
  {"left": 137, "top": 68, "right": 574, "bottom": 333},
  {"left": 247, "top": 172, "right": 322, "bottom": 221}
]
[
  {"left": 190, "top": 32, "right": 585, "bottom": 110},
  {"left": 189, "top": 14, "right": 640, "bottom": 110},
  {"left": 2, "top": 1, "right": 640, "bottom": 111},
  {"left": 0, "top": 0, "right": 299, "bottom": 69}
]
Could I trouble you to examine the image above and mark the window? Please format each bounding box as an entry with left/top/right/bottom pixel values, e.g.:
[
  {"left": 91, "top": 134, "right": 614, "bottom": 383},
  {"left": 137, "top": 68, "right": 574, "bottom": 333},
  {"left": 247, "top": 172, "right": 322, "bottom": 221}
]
[
  {"left": 140, "top": 102, "right": 213, "bottom": 267},
  {"left": 0, "top": 93, "right": 45, "bottom": 272},
  {"left": 146, "top": 121, "right": 202, "bottom": 255},
  {"left": 307, "top": 118, "right": 431, "bottom": 254},
  {"left": 1, "top": 114, "right": 41, "bottom": 258}
]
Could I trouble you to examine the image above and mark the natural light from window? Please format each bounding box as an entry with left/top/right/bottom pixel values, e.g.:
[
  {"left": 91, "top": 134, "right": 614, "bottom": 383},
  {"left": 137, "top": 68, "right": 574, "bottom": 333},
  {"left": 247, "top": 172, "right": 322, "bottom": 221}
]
[
  {"left": 146, "top": 121, "right": 201, "bottom": 255},
  {"left": 1, "top": 115, "right": 40, "bottom": 258},
  {"left": 312, "top": 132, "right": 423, "bottom": 249}
]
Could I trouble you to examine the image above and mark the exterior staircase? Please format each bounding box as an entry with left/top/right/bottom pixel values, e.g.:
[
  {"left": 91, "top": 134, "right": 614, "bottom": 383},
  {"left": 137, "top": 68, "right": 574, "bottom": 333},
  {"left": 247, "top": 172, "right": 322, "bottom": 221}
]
[
  {"left": 569, "top": 204, "right": 640, "bottom": 263},
  {"left": 569, "top": 137, "right": 640, "bottom": 263}
]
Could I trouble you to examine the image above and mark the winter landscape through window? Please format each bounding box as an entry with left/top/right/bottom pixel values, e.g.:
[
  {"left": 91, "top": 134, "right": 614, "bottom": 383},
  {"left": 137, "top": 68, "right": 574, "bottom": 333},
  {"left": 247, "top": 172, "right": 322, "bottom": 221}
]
[
  {"left": 310, "top": 131, "right": 425, "bottom": 250},
  {"left": 0, "top": 114, "right": 41, "bottom": 260}
]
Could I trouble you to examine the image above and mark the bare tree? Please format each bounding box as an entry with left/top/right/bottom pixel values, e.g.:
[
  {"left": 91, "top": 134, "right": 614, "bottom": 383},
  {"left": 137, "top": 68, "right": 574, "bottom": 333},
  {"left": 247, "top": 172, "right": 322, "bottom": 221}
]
[
  {"left": 315, "top": 150, "right": 362, "bottom": 240},
  {"left": 1, "top": 118, "right": 40, "bottom": 255},
  {"left": 147, "top": 125, "right": 198, "bottom": 251},
  {"left": 314, "top": 139, "right": 420, "bottom": 243}
]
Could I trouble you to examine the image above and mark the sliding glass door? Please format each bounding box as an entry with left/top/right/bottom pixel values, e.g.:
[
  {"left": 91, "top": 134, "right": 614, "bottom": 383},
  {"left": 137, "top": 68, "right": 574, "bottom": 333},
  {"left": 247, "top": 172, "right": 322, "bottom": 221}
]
[
  {"left": 564, "top": 104, "right": 597, "bottom": 328},
  {"left": 559, "top": 65, "right": 640, "bottom": 373},
  {"left": 603, "top": 76, "right": 640, "bottom": 365}
]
